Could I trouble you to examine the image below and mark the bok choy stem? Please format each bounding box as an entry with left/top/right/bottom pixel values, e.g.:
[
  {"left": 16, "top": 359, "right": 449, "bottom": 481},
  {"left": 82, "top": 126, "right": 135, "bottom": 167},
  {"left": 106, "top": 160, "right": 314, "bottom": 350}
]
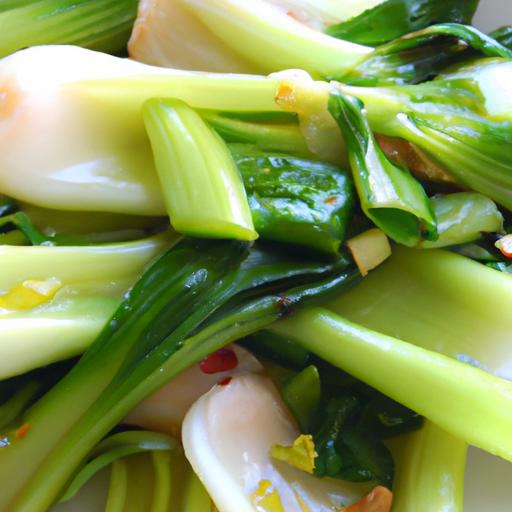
[
  {"left": 328, "top": 91, "right": 437, "bottom": 246},
  {"left": 270, "top": 306, "right": 512, "bottom": 462},
  {"left": 391, "top": 421, "right": 466, "bottom": 512},
  {"left": 0, "top": 0, "right": 138, "bottom": 57},
  {"left": 0, "top": 239, "right": 358, "bottom": 510},
  {"left": 143, "top": 99, "right": 257, "bottom": 241},
  {"left": 0, "top": 233, "right": 172, "bottom": 379}
]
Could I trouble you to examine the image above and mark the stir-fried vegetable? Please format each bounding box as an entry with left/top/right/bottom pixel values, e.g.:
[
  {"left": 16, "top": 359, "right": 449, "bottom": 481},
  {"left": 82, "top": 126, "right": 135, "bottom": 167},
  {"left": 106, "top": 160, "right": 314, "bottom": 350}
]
[{"left": 0, "top": 1, "right": 511, "bottom": 511}]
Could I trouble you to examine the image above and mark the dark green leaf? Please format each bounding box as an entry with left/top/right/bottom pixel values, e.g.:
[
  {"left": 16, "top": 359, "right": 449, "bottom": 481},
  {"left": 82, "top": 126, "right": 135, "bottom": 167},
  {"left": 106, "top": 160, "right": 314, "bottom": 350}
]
[
  {"left": 326, "top": 0, "right": 479, "bottom": 46},
  {"left": 328, "top": 91, "right": 437, "bottom": 246},
  {"left": 313, "top": 396, "right": 359, "bottom": 478},
  {"left": 342, "top": 23, "right": 511, "bottom": 86},
  {"left": 232, "top": 145, "right": 355, "bottom": 254}
]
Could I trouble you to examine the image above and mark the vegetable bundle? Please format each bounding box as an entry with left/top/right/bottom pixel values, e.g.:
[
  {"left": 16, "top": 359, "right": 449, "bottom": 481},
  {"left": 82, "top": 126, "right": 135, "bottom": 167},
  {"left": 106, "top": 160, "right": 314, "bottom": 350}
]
[{"left": 0, "top": 1, "right": 511, "bottom": 511}]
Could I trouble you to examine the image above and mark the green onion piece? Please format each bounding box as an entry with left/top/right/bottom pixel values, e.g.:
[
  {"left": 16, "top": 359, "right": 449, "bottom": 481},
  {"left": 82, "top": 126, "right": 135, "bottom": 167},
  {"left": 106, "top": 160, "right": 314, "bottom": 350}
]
[
  {"left": 271, "top": 307, "right": 512, "bottom": 462},
  {"left": 0, "top": 0, "right": 138, "bottom": 57},
  {"left": 143, "top": 99, "right": 257, "bottom": 241},
  {"left": 328, "top": 91, "right": 437, "bottom": 246},
  {"left": 391, "top": 421, "right": 466, "bottom": 512}
]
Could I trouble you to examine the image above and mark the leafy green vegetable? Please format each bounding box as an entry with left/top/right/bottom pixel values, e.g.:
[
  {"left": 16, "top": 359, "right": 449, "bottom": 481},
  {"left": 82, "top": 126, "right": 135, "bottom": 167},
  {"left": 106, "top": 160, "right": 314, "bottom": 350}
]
[
  {"left": 143, "top": 99, "right": 257, "bottom": 241},
  {"left": 328, "top": 246, "right": 512, "bottom": 377},
  {"left": 313, "top": 396, "right": 359, "bottom": 478},
  {"left": 0, "top": 0, "right": 138, "bottom": 57},
  {"left": 202, "top": 111, "right": 312, "bottom": 157},
  {"left": 0, "top": 212, "right": 49, "bottom": 246},
  {"left": 325, "top": 0, "right": 479, "bottom": 46},
  {"left": 231, "top": 145, "right": 355, "bottom": 254},
  {"left": 61, "top": 431, "right": 178, "bottom": 502},
  {"left": 0, "top": 46, "right": 280, "bottom": 216},
  {"left": 342, "top": 23, "right": 512, "bottom": 86},
  {"left": 170, "top": 0, "right": 372, "bottom": 78},
  {"left": 421, "top": 193, "right": 503, "bottom": 248},
  {"left": 271, "top": 305, "right": 512, "bottom": 463},
  {"left": 281, "top": 365, "right": 321, "bottom": 432},
  {"left": 0, "top": 238, "right": 358, "bottom": 510},
  {"left": 335, "top": 58, "right": 512, "bottom": 211},
  {"left": 492, "top": 25, "right": 512, "bottom": 50},
  {"left": 0, "top": 233, "right": 171, "bottom": 379},
  {"left": 328, "top": 91, "right": 437, "bottom": 246},
  {"left": 391, "top": 421, "right": 466, "bottom": 512}
]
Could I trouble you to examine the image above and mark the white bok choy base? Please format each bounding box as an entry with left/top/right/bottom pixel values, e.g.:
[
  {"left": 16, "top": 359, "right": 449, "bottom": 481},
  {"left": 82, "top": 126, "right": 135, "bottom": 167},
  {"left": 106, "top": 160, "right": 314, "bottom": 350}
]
[
  {"left": 125, "top": 345, "right": 263, "bottom": 437},
  {"left": 128, "top": 0, "right": 378, "bottom": 73},
  {"left": 182, "top": 374, "right": 372, "bottom": 512}
]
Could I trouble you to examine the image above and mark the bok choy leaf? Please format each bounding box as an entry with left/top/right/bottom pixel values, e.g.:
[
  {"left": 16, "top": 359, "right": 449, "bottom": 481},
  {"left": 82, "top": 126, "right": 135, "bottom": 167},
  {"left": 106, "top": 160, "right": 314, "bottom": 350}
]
[{"left": 0, "top": 238, "right": 358, "bottom": 511}]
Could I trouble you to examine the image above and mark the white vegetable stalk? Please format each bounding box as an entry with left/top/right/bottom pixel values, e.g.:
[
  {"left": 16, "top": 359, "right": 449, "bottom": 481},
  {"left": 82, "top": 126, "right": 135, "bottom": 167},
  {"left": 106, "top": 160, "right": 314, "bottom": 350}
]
[
  {"left": 182, "top": 374, "right": 371, "bottom": 512},
  {"left": 0, "top": 45, "right": 280, "bottom": 215},
  {"left": 0, "top": 233, "right": 171, "bottom": 378},
  {"left": 128, "top": 0, "right": 374, "bottom": 75}
]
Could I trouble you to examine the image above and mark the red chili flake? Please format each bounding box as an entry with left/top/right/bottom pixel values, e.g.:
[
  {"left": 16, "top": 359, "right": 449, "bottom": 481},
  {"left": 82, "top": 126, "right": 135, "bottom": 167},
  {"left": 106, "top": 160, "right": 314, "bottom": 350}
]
[
  {"left": 199, "top": 348, "right": 238, "bottom": 375},
  {"left": 324, "top": 196, "right": 337, "bottom": 205},
  {"left": 15, "top": 423, "right": 31, "bottom": 440},
  {"left": 218, "top": 377, "right": 232, "bottom": 386}
]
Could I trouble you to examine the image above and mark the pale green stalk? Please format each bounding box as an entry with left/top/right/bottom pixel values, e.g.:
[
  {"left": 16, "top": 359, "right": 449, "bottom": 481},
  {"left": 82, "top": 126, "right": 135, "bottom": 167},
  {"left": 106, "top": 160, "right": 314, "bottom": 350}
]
[
  {"left": 105, "top": 460, "right": 128, "bottom": 512},
  {"left": 270, "top": 307, "right": 512, "bottom": 461},
  {"left": 328, "top": 246, "right": 512, "bottom": 379},
  {"left": 181, "top": 0, "right": 372, "bottom": 78},
  {"left": 0, "top": 45, "right": 280, "bottom": 215},
  {"left": 391, "top": 421, "right": 467, "bottom": 512},
  {"left": 143, "top": 99, "right": 256, "bottom": 241},
  {"left": 0, "top": 233, "right": 172, "bottom": 378}
]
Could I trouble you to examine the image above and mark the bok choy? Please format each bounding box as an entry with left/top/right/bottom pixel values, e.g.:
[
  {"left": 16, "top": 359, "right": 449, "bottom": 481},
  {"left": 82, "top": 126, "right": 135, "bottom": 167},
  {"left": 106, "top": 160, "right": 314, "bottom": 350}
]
[{"left": 0, "top": 237, "right": 358, "bottom": 511}]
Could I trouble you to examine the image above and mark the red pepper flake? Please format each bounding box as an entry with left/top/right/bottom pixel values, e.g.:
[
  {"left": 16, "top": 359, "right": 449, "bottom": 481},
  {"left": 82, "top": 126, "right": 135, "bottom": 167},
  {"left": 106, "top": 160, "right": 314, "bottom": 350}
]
[
  {"left": 218, "top": 377, "right": 232, "bottom": 386},
  {"left": 199, "top": 348, "right": 238, "bottom": 375},
  {"left": 324, "top": 196, "right": 338, "bottom": 205},
  {"left": 15, "top": 423, "right": 31, "bottom": 440}
]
